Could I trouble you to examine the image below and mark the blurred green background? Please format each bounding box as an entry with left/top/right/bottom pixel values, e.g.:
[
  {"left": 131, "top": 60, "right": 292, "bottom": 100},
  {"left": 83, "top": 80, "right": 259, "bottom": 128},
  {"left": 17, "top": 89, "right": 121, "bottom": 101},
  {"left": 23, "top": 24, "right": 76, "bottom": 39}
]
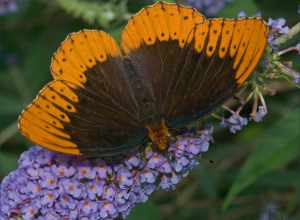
[{"left": 0, "top": 0, "right": 299, "bottom": 219}]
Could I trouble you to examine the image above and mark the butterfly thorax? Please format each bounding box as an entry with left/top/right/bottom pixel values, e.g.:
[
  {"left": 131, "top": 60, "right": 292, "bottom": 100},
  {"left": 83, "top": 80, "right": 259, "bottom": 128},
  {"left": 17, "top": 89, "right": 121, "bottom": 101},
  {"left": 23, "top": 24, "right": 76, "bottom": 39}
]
[{"left": 146, "top": 119, "right": 170, "bottom": 151}]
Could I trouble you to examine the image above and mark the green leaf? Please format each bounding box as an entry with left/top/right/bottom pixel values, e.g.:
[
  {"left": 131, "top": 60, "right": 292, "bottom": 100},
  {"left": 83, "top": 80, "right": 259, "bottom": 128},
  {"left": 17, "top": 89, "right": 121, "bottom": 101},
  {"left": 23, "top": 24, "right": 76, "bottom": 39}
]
[
  {"left": 127, "top": 202, "right": 161, "bottom": 220},
  {"left": 0, "top": 95, "right": 23, "bottom": 116},
  {"left": 198, "top": 166, "right": 218, "bottom": 198},
  {"left": 0, "top": 152, "right": 18, "bottom": 175},
  {"left": 259, "top": 170, "right": 300, "bottom": 188},
  {"left": 223, "top": 106, "right": 300, "bottom": 209}
]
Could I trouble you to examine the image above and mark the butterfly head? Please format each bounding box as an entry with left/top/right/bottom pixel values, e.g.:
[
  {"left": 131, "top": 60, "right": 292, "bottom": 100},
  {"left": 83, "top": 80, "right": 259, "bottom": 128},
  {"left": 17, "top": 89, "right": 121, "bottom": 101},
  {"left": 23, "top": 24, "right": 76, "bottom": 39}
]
[{"left": 146, "top": 119, "right": 170, "bottom": 151}]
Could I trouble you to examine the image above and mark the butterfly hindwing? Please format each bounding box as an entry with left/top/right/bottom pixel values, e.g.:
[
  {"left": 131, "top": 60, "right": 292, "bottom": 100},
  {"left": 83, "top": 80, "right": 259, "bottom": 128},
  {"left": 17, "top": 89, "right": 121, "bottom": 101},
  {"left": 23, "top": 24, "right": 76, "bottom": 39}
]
[
  {"left": 18, "top": 80, "right": 80, "bottom": 155},
  {"left": 19, "top": 31, "right": 147, "bottom": 157}
]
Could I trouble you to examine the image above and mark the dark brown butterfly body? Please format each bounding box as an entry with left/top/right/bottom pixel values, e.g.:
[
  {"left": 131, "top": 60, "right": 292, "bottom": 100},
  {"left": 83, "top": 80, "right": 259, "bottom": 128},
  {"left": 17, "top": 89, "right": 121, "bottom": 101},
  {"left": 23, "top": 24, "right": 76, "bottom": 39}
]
[{"left": 18, "top": 2, "right": 269, "bottom": 160}]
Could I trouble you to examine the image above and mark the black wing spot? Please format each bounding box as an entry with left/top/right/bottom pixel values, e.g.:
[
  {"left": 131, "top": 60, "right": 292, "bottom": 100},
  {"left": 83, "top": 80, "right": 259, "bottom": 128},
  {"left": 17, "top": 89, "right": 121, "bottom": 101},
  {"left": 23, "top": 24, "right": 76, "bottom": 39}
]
[
  {"left": 226, "top": 30, "right": 230, "bottom": 35},
  {"left": 46, "top": 105, "right": 50, "bottom": 109},
  {"left": 62, "top": 58, "right": 66, "bottom": 62},
  {"left": 66, "top": 105, "right": 72, "bottom": 110},
  {"left": 184, "top": 16, "right": 189, "bottom": 20},
  {"left": 208, "top": 46, "right": 214, "bottom": 52},
  {"left": 213, "top": 30, "right": 217, "bottom": 34},
  {"left": 60, "top": 114, "right": 65, "bottom": 119},
  {"left": 52, "top": 121, "right": 57, "bottom": 125},
  {"left": 161, "top": 33, "right": 165, "bottom": 37},
  {"left": 51, "top": 96, "right": 56, "bottom": 100},
  {"left": 88, "top": 59, "right": 93, "bottom": 63},
  {"left": 221, "top": 47, "right": 225, "bottom": 52}
]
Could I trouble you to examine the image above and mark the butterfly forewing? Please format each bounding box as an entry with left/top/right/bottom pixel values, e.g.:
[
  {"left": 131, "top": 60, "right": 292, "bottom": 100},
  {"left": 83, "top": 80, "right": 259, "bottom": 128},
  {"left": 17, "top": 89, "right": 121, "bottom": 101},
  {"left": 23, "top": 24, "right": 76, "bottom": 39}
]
[{"left": 121, "top": 3, "right": 269, "bottom": 127}]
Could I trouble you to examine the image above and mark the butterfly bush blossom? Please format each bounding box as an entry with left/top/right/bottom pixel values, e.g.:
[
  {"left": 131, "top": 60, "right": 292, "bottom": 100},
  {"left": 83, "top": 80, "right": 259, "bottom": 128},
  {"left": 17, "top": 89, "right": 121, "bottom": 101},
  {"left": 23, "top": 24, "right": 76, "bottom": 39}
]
[
  {"left": 0, "top": 128, "right": 212, "bottom": 219},
  {"left": 267, "top": 18, "right": 290, "bottom": 47}
]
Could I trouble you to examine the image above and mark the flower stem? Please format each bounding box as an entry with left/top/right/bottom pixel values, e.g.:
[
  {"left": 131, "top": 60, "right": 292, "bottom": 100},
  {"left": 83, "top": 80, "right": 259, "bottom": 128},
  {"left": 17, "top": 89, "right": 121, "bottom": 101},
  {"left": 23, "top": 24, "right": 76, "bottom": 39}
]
[
  {"left": 275, "top": 62, "right": 299, "bottom": 79},
  {"left": 277, "top": 45, "right": 299, "bottom": 56}
]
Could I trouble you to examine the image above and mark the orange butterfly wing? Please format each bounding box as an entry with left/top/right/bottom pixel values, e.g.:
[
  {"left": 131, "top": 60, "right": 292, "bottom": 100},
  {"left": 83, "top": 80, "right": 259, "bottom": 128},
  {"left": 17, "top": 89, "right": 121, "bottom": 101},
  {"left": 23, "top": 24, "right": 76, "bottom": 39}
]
[
  {"left": 19, "top": 31, "right": 143, "bottom": 157},
  {"left": 19, "top": 81, "right": 80, "bottom": 155}
]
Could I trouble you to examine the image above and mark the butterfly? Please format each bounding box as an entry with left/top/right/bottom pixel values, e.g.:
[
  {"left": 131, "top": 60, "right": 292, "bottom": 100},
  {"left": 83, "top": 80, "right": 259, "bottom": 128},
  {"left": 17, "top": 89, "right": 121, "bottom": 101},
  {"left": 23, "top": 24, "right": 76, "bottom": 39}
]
[{"left": 18, "top": 1, "right": 269, "bottom": 159}]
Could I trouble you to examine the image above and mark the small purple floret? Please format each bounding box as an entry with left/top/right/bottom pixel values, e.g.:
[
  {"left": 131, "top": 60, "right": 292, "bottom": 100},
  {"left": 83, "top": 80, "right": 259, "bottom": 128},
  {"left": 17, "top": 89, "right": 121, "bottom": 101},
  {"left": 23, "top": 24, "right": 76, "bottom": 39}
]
[
  {"left": 294, "top": 74, "right": 300, "bottom": 84},
  {"left": 221, "top": 113, "right": 248, "bottom": 133},
  {"left": 268, "top": 18, "right": 290, "bottom": 47},
  {"left": 252, "top": 105, "right": 268, "bottom": 122}
]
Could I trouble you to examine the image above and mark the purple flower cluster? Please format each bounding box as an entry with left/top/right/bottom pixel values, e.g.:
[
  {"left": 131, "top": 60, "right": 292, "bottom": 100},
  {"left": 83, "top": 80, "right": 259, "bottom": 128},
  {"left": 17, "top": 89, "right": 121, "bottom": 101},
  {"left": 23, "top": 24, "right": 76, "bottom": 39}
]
[
  {"left": 186, "top": 0, "right": 233, "bottom": 16},
  {"left": 0, "top": 0, "right": 18, "bottom": 16},
  {"left": 221, "top": 112, "right": 248, "bottom": 134},
  {"left": 0, "top": 129, "right": 212, "bottom": 220},
  {"left": 268, "top": 18, "right": 289, "bottom": 47},
  {"left": 220, "top": 100, "right": 269, "bottom": 133},
  {"left": 268, "top": 18, "right": 289, "bottom": 35}
]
